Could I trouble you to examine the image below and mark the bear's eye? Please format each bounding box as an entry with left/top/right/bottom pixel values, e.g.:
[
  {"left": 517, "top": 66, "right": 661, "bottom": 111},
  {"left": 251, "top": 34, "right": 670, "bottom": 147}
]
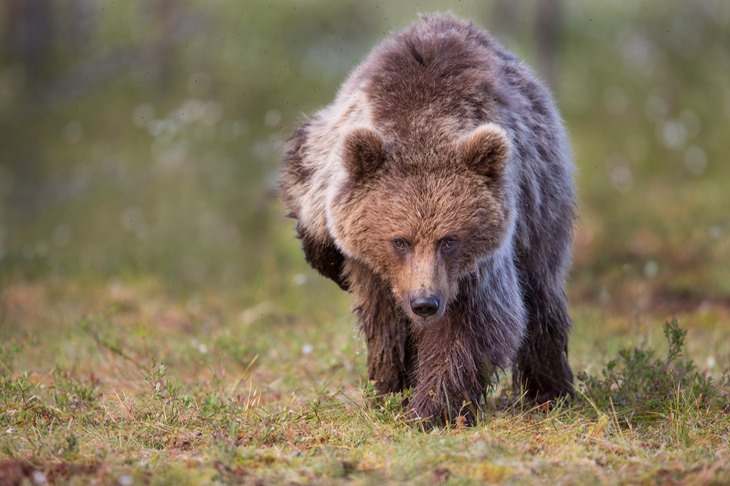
[
  {"left": 392, "top": 238, "right": 409, "bottom": 253},
  {"left": 440, "top": 236, "right": 458, "bottom": 254}
]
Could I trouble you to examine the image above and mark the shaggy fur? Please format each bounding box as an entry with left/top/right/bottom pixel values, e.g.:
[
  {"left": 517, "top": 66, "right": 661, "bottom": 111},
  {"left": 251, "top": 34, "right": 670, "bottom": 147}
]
[{"left": 280, "top": 14, "right": 576, "bottom": 424}]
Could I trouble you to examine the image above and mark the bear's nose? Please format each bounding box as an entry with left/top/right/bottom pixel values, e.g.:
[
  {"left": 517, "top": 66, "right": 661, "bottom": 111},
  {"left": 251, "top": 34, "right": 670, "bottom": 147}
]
[{"left": 410, "top": 296, "right": 440, "bottom": 318}]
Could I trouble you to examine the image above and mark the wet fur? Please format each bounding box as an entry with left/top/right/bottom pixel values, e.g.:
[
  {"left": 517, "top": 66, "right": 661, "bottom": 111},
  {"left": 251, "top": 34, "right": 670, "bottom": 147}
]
[{"left": 280, "top": 14, "right": 575, "bottom": 423}]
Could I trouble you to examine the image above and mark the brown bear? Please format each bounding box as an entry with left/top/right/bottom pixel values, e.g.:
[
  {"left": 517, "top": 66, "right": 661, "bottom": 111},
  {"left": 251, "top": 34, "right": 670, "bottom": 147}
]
[{"left": 280, "top": 14, "right": 576, "bottom": 424}]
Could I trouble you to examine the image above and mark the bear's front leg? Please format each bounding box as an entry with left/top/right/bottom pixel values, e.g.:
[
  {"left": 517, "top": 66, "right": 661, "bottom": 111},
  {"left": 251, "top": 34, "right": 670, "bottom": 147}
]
[
  {"left": 514, "top": 282, "right": 574, "bottom": 404},
  {"left": 409, "top": 271, "right": 526, "bottom": 425},
  {"left": 345, "top": 260, "right": 416, "bottom": 395},
  {"left": 409, "top": 319, "right": 493, "bottom": 425}
]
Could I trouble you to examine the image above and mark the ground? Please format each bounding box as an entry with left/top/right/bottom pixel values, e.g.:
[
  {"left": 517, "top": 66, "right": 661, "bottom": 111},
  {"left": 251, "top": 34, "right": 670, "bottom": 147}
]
[{"left": 0, "top": 270, "right": 728, "bottom": 484}]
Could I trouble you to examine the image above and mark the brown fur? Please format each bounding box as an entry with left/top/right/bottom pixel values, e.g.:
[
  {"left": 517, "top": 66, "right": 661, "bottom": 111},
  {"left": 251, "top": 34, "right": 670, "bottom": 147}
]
[{"left": 279, "top": 14, "right": 576, "bottom": 424}]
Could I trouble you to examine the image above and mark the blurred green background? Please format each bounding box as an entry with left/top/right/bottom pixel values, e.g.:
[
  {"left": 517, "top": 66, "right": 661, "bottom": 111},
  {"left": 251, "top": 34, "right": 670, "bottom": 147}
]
[{"left": 1, "top": 0, "right": 729, "bottom": 311}]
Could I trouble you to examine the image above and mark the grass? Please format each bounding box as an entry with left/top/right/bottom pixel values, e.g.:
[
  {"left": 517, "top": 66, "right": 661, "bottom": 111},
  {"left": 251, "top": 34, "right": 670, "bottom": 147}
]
[{"left": 1, "top": 276, "right": 728, "bottom": 484}]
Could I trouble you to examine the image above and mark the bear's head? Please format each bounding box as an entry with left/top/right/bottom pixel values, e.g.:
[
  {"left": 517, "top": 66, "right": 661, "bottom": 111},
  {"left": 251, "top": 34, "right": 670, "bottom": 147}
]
[{"left": 328, "top": 123, "right": 514, "bottom": 326}]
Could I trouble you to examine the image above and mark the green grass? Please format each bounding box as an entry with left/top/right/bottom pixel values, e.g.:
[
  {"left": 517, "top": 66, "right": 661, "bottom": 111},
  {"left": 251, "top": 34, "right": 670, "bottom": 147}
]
[{"left": 0, "top": 278, "right": 728, "bottom": 484}]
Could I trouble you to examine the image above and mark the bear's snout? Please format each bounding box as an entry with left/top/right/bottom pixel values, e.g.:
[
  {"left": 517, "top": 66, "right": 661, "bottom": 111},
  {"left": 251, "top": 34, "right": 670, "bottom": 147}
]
[{"left": 410, "top": 295, "right": 440, "bottom": 318}]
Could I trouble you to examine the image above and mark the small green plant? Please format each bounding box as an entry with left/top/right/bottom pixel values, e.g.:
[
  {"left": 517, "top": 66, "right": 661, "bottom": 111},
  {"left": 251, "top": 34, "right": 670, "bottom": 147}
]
[
  {"left": 577, "top": 319, "right": 723, "bottom": 423},
  {"left": 141, "top": 360, "right": 192, "bottom": 425}
]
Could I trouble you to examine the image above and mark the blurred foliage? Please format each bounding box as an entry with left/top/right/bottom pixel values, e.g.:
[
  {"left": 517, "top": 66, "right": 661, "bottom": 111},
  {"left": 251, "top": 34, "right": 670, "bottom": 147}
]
[{"left": 0, "top": 0, "right": 729, "bottom": 308}]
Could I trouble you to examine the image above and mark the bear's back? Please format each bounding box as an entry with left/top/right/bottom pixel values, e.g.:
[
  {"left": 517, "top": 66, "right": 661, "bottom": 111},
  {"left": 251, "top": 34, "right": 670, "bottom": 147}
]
[{"left": 346, "top": 14, "right": 511, "bottom": 144}]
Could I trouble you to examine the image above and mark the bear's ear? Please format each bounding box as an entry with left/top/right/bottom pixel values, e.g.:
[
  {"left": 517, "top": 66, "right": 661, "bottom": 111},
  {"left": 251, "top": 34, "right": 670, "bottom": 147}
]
[
  {"left": 460, "top": 123, "right": 511, "bottom": 182},
  {"left": 342, "top": 128, "right": 386, "bottom": 183}
]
